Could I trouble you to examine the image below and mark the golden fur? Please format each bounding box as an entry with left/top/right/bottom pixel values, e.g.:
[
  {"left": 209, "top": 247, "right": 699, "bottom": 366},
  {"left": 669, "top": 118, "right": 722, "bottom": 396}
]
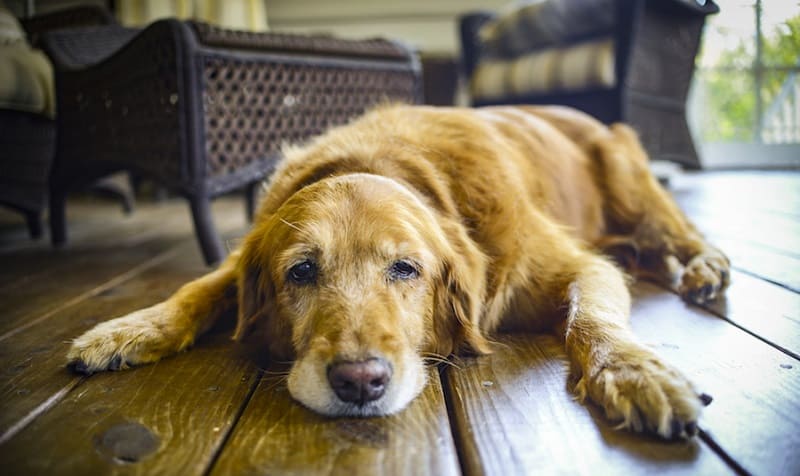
[{"left": 67, "top": 105, "right": 729, "bottom": 438}]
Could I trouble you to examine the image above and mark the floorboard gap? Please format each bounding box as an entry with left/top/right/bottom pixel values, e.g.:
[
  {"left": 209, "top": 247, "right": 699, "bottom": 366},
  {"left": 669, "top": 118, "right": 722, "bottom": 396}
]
[
  {"left": 439, "top": 364, "right": 472, "bottom": 476},
  {"left": 0, "top": 246, "right": 183, "bottom": 343},
  {"left": 651, "top": 281, "right": 800, "bottom": 362},
  {"left": 699, "top": 429, "right": 752, "bottom": 476},
  {"left": 0, "top": 377, "right": 84, "bottom": 445},
  {"left": 732, "top": 266, "right": 799, "bottom": 295},
  {"left": 201, "top": 368, "right": 264, "bottom": 476}
]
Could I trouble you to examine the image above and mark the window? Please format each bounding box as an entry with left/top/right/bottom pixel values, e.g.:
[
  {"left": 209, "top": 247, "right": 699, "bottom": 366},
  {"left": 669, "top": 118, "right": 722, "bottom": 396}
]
[{"left": 688, "top": 0, "right": 799, "bottom": 168}]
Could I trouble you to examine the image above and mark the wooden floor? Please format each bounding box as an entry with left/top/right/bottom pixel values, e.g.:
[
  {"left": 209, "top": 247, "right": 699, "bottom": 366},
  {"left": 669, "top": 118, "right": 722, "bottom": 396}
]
[{"left": 0, "top": 171, "right": 797, "bottom": 476}]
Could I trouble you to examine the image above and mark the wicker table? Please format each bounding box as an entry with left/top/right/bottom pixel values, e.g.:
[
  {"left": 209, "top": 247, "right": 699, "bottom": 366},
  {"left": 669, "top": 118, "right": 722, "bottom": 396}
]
[{"left": 43, "top": 20, "right": 421, "bottom": 264}]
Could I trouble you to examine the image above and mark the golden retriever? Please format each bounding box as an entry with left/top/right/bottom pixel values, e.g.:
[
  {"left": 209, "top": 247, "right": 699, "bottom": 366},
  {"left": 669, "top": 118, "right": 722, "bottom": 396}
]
[{"left": 67, "top": 104, "right": 728, "bottom": 439}]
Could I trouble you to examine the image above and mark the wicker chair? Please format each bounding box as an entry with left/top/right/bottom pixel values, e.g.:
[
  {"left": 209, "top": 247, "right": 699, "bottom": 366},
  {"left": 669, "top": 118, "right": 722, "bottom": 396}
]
[
  {"left": 0, "top": 6, "right": 114, "bottom": 239},
  {"left": 42, "top": 20, "right": 421, "bottom": 264},
  {"left": 0, "top": 110, "right": 55, "bottom": 238},
  {"left": 460, "top": 0, "right": 718, "bottom": 169}
]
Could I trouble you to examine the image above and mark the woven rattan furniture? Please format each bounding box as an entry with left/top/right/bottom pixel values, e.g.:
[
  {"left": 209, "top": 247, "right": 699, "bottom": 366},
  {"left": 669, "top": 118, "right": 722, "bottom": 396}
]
[
  {"left": 42, "top": 20, "right": 421, "bottom": 264},
  {"left": 0, "top": 109, "right": 55, "bottom": 238},
  {"left": 0, "top": 6, "right": 115, "bottom": 239},
  {"left": 460, "top": 0, "right": 718, "bottom": 169}
]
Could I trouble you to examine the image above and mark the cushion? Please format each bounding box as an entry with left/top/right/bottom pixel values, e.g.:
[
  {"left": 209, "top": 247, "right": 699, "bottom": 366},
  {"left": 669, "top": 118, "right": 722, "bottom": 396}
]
[
  {"left": 0, "top": 6, "right": 54, "bottom": 117},
  {"left": 478, "top": 0, "right": 616, "bottom": 59},
  {"left": 471, "top": 38, "right": 615, "bottom": 100}
]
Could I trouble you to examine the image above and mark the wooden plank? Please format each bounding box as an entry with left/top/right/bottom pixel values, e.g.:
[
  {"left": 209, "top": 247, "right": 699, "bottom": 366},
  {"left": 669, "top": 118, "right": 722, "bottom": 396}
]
[
  {"left": 676, "top": 203, "right": 800, "bottom": 261},
  {"left": 664, "top": 171, "right": 800, "bottom": 356},
  {"left": 701, "top": 270, "right": 800, "bottom": 359},
  {"left": 0, "top": 241, "right": 212, "bottom": 439},
  {"left": 669, "top": 172, "right": 800, "bottom": 291},
  {"left": 671, "top": 172, "right": 800, "bottom": 220},
  {"left": 706, "top": 236, "right": 800, "bottom": 292},
  {"left": 0, "top": 199, "right": 149, "bottom": 256},
  {"left": 629, "top": 283, "right": 800, "bottom": 476},
  {"left": 0, "top": 198, "right": 247, "bottom": 339},
  {"left": 0, "top": 239, "right": 261, "bottom": 475},
  {"left": 0, "top": 244, "right": 182, "bottom": 340},
  {"left": 446, "top": 281, "right": 800, "bottom": 475},
  {"left": 445, "top": 334, "right": 733, "bottom": 476},
  {"left": 0, "top": 201, "right": 178, "bottom": 289},
  {"left": 210, "top": 366, "right": 461, "bottom": 476},
  {"left": 0, "top": 330, "right": 259, "bottom": 476},
  {"left": 0, "top": 196, "right": 247, "bottom": 286}
]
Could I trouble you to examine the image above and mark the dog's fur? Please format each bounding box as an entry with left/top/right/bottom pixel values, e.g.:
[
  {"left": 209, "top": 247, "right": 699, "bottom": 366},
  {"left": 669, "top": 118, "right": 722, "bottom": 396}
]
[{"left": 67, "top": 105, "right": 729, "bottom": 439}]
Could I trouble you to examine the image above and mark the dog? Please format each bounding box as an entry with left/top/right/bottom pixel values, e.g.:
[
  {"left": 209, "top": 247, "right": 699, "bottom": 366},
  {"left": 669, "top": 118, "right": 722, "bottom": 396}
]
[{"left": 67, "top": 104, "right": 729, "bottom": 439}]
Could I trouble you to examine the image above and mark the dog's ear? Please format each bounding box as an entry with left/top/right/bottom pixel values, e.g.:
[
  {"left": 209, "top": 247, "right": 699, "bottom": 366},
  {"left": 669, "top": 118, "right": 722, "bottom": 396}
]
[
  {"left": 233, "top": 251, "right": 270, "bottom": 342},
  {"left": 233, "top": 230, "right": 295, "bottom": 359},
  {"left": 433, "top": 220, "right": 492, "bottom": 356}
]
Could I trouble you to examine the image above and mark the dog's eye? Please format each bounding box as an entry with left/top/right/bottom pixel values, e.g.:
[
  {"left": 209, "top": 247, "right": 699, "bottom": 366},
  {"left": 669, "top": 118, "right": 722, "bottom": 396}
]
[
  {"left": 287, "top": 260, "right": 317, "bottom": 285},
  {"left": 388, "top": 260, "right": 419, "bottom": 281}
]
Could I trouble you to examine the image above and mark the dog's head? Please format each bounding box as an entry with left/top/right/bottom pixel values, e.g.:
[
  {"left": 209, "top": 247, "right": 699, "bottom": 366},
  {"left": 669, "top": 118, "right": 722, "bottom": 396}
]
[{"left": 234, "top": 173, "right": 490, "bottom": 416}]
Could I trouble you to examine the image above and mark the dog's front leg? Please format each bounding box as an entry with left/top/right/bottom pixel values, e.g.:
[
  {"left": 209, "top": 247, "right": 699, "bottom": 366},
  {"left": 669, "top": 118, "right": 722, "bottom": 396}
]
[
  {"left": 67, "top": 250, "right": 240, "bottom": 374},
  {"left": 559, "top": 255, "right": 707, "bottom": 439}
]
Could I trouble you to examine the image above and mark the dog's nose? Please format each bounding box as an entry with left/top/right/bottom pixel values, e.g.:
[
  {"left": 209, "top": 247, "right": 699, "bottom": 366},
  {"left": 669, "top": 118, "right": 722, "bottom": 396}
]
[{"left": 327, "top": 358, "right": 392, "bottom": 405}]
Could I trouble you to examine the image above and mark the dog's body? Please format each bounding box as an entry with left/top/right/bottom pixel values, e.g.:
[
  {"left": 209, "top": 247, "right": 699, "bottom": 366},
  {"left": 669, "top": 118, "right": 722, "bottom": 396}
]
[{"left": 68, "top": 105, "right": 728, "bottom": 439}]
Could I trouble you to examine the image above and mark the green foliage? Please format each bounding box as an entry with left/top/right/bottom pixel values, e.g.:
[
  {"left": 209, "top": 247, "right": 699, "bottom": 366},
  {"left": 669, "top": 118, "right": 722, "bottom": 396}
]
[
  {"left": 698, "top": 14, "right": 799, "bottom": 142},
  {"left": 762, "top": 15, "right": 800, "bottom": 66},
  {"left": 699, "top": 70, "right": 755, "bottom": 141}
]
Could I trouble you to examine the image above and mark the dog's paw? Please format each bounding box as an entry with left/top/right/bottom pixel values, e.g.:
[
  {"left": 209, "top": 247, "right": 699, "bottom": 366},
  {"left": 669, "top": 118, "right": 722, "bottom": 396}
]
[
  {"left": 678, "top": 251, "right": 730, "bottom": 305},
  {"left": 576, "top": 347, "right": 709, "bottom": 439},
  {"left": 67, "top": 303, "right": 192, "bottom": 374}
]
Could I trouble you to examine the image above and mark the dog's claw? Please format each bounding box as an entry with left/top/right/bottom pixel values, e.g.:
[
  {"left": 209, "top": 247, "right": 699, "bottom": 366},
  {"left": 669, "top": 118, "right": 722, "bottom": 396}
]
[
  {"left": 670, "top": 420, "right": 683, "bottom": 438},
  {"left": 67, "top": 359, "right": 92, "bottom": 375},
  {"left": 667, "top": 419, "right": 699, "bottom": 439},
  {"left": 699, "top": 393, "right": 713, "bottom": 406},
  {"left": 108, "top": 355, "right": 123, "bottom": 371}
]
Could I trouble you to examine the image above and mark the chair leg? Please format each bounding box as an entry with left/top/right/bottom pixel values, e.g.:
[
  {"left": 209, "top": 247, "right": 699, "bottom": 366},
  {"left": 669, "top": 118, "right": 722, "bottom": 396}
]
[
  {"left": 91, "top": 174, "right": 136, "bottom": 214},
  {"left": 245, "top": 182, "right": 259, "bottom": 223},
  {"left": 189, "top": 196, "right": 225, "bottom": 266},
  {"left": 49, "top": 186, "right": 67, "bottom": 247},
  {"left": 24, "top": 210, "right": 43, "bottom": 239}
]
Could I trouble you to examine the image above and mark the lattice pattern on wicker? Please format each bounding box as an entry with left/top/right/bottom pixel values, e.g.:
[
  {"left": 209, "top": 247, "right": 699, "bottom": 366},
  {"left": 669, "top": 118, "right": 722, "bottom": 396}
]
[
  {"left": 202, "top": 57, "right": 418, "bottom": 178},
  {"left": 52, "top": 21, "right": 184, "bottom": 185}
]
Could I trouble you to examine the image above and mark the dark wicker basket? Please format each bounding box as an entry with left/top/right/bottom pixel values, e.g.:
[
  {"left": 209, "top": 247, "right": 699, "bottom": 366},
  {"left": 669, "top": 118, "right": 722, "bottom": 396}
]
[{"left": 43, "top": 20, "right": 422, "bottom": 264}]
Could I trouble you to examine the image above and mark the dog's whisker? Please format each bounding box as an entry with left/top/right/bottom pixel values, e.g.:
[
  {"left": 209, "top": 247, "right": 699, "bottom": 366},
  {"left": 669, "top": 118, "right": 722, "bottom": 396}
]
[
  {"left": 260, "top": 375, "right": 289, "bottom": 393},
  {"left": 421, "top": 352, "right": 461, "bottom": 369},
  {"left": 261, "top": 369, "right": 291, "bottom": 376}
]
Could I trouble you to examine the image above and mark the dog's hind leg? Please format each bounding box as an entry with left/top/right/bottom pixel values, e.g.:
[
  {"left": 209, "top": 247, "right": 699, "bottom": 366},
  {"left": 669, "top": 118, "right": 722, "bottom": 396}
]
[
  {"left": 592, "top": 124, "right": 729, "bottom": 304},
  {"left": 67, "top": 250, "right": 241, "bottom": 374}
]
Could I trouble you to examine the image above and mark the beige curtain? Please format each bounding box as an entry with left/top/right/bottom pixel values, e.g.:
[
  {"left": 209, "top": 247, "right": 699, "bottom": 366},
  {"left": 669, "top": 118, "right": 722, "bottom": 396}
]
[{"left": 117, "top": 0, "right": 268, "bottom": 31}]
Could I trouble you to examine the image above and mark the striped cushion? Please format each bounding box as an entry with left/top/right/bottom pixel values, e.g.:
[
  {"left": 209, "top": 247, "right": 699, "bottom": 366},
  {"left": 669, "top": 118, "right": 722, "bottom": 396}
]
[
  {"left": 478, "top": 0, "right": 615, "bottom": 59},
  {"left": 471, "top": 38, "right": 615, "bottom": 100}
]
